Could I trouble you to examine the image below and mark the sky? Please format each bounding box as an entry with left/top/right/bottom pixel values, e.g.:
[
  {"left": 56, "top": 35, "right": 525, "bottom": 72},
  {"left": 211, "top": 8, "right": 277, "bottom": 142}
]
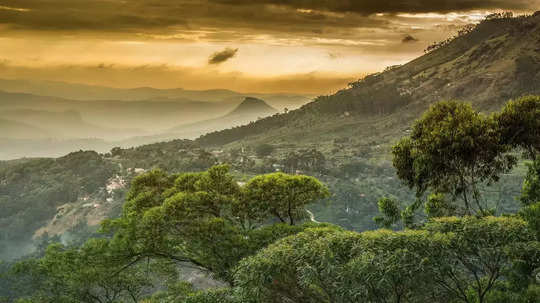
[{"left": 0, "top": 0, "right": 538, "bottom": 94}]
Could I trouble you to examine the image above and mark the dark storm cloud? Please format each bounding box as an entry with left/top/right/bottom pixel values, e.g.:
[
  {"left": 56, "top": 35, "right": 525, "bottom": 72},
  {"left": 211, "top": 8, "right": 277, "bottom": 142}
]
[
  {"left": 208, "top": 48, "right": 238, "bottom": 64},
  {"left": 0, "top": 0, "right": 384, "bottom": 34},
  {"left": 0, "top": 0, "right": 184, "bottom": 31},
  {"left": 2, "top": 0, "right": 536, "bottom": 37},
  {"left": 211, "top": 0, "right": 537, "bottom": 14}
]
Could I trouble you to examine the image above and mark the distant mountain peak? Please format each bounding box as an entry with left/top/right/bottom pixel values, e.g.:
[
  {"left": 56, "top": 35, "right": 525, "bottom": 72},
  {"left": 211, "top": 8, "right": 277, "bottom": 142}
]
[{"left": 227, "top": 97, "right": 277, "bottom": 116}]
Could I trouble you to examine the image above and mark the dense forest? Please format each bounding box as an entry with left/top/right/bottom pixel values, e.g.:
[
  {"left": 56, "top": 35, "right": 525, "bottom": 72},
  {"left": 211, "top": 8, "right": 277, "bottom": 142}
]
[{"left": 1, "top": 96, "right": 539, "bottom": 302}]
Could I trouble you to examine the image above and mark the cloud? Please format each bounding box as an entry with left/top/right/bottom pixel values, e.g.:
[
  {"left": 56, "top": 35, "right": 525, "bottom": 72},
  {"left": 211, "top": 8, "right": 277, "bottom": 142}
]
[
  {"left": 0, "top": 5, "right": 30, "bottom": 12},
  {"left": 0, "top": 0, "right": 384, "bottom": 35},
  {"left": 208, "top": 48, "right": 238, "bottom": 64},
  {"left": 327, "top": 52, "right": 340, "bottom": 59},
  {"left": 0, "top": 0, "right": 537, "bottom": 93},
  {"left": 2, "top": 0, "right": 536, "bottom": 38},
  {"left": 402, "top": 35, "right": 419, "bottom": 43},
  {"left": 211, "top": 0, "right": 538, "bottom": 14}
]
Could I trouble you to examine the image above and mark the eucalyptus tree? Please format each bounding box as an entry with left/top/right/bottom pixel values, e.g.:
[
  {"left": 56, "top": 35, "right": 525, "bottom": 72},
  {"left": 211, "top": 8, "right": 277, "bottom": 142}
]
[
  {"left": 496, "top": 96, "right": 540, "bottom": 160},
  {"left": 101, "top": 165, "right": 329, "bottom": 284},
  {"left": 392, "top": 101, "right": 515, "bottom": 215}
]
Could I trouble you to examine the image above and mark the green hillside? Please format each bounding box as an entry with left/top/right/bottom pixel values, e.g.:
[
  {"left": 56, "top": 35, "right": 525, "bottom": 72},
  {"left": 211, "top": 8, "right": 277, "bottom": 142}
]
[{"left": 198, "top": 14, "right": 540, "bottom": 149}]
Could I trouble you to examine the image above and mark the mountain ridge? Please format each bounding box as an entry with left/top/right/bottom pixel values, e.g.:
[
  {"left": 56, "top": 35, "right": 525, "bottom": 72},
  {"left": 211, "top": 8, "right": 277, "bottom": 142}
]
[
  {"left": 166, "top": 97, "right": 278, "bottom": 139},
  {"left": 0, "top": 78, "right": 311, "bottom": 110},
  {"left": 196, "top": 14, "right": 540, "bottom": 149}
]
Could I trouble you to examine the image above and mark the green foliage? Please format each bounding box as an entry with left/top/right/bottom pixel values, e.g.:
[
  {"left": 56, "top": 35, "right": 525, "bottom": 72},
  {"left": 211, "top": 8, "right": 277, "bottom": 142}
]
[
  {"left": 373, "top": 197, "right": 401, "bottom": 228},
  {"left": 4, "top": 166, "right": 331, "bottom": 301},
  {"left": 282, "top": 149, "right": 326, "bottom": 174},
  {"left": 424, "top": 216, "right": 533, "bottom": 303},
  {"left": 311, "top": 179, "right": 381, "bottom": 231},
  {"left": 393, "top": 101, "right": 515, "bottom": 215},
  {"left": 425, "top": 193, "right": 456, "bottom": 218},
  {"left": 113, "top": 140, "right": 218, "bottom": 172},
  {"left": 181, "top": 288, "right": 241, "bottom": 303},
  {"left": 485, "top": 284, "right": 540, "bottom": 303},
  {"left": 234, "top": 226, "right": 352, "bottom": 303},
  {"left": 496, "top": 96, "right": 540, "bottom": 159},
  {"left": 505, "top": 240, "right": 540, "bottom": 292},
  {"left": 5, "top": 93, "right": 540, "bottom": 302},
  {"left": 0, "top": 151, "right": 118, "bottom": 252},
  {"left": 520, "top": 202, "right": 540, "bottom": 239},
  {"left": 520, "top": 158, "right": 540, "bottom": 206},
  {"left": 143, "top": 281, "right": 196, "bottom": 303},
  {"left": 235, "top": 216, "right": 533, "bottom": 303},
  {"left": 243, "top": 173, "right": 329, "bottom": 225},
  {"left": 254, "top": 144, "right": 274, "bottom": 157},
  {"left": 101, "top": 165, "right": 329, "bottom": 284},
  {"left": 11, "top": 239, "right": 153, "bottom": 303}
]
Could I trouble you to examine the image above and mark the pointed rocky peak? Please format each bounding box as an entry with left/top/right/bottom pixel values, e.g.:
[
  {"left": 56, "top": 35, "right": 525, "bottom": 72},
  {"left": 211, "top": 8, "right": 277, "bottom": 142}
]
[{"left": 227, "top": 97, "right": 277, "bottom": 116}]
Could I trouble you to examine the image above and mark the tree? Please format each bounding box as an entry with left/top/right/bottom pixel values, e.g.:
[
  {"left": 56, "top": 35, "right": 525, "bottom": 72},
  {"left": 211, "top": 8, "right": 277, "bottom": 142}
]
[
  {"left": 235, "top": 216, "right": 533, "bottom": 303},
  {"left": 12, "top": 239, "right": 152, "bottom": 303},
  {"left": 520, "top": 158, "right": 540, "bottom": 206},
  {"left": 181, "top": 288, "right": 241, "bottom": 303},
  {"left": 235, "top": 226, "right": 447, "bottom": 303},
  {"left": 373, "top": 197, "right": 401, "bottom": 228},
  {"left": 243, "top": 173, "right": 329, "bottom": 225},
  {"left": 254, "top": 144, "right": 274, "bottom": 157},
  {"left": 392, "top": 101, "right": 515, "bottom": 215},
  {"left": 345, "top": 229, "right": 451, "bottom": 303},
  {"left": 234, "top": 226, "right": 354, "bottom": 303},
  {"left": 101, "top": 165, "right": 330, "bottom": 284},
  {"left": 424, "top": 216, "right": 533, "bottom": 303},
  {"left": 282, "top": 149, "right": 326, "bottom": 174},
  {"left": 496, "top": 96, "right": 540, "bottom": 160},
  {"left": 424, "top": 193, "right": 456, "bottom": 218}
]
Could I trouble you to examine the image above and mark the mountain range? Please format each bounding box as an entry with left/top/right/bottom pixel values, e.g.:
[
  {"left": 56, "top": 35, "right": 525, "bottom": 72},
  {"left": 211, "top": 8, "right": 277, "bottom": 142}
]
[
  {"left": 0, "top": 86, "right": 307, "bottom": 159},
  {"left": 167, "top": 97, "right": 278, "bottom": 138}
]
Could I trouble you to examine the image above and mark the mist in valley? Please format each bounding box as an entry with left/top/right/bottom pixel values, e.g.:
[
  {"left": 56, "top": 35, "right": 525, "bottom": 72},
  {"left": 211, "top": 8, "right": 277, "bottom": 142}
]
[{"left": 0, "top": 81, "right": 311, "bottom": 159}]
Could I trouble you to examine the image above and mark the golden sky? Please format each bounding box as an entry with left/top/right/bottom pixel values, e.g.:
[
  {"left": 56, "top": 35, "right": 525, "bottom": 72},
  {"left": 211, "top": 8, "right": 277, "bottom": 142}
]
[{"left": 0, "top": 0, "right": 538, "bottom": 94}]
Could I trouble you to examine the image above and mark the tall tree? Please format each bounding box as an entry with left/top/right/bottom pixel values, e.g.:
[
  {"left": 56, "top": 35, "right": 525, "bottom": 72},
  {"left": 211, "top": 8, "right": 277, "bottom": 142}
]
[
  {"left": 101, "top": 165, "right": 329, "bottom": 284},
  {"left": 392, "top": 101, "right": 515, "bottom": 215},
  {"left": 243, "top": 173, "right": 329, "bottom": 225},
  {"left": 496, "top": 96, "right": 540, "bottom": 160},
  {"left": 11, "top": 239, "right": 152, "bottom": 303}
]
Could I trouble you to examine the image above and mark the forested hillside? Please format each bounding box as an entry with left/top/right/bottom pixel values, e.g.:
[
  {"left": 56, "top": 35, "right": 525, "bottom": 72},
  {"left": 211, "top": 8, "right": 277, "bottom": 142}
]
[
  {"left": 2, "top": 13, "right": 539, "bottom": 263},
  {"left": 1, "top": 95, "right": 539, "bottom": 303},
  {"left": 0, "top": 151, "right": 119, "bottom": 259}
]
